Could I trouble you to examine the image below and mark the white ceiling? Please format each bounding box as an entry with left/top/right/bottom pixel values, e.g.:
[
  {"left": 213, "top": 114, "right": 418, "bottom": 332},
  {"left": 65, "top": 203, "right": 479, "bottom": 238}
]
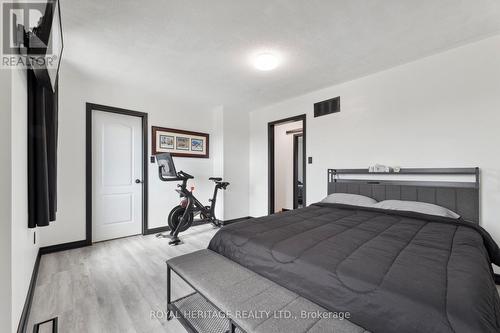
[{"left": 62, "top": 0, "right": 500, "bottom": 111}]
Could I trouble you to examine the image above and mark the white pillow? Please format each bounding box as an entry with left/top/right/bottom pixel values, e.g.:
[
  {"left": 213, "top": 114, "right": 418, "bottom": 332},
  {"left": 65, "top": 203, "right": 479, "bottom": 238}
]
[
  {"left": 321, "top": 193, "right": 377, "bottom": 207},
  {"left": 373, "top": 200, "right": 460, "bottom": 219}
]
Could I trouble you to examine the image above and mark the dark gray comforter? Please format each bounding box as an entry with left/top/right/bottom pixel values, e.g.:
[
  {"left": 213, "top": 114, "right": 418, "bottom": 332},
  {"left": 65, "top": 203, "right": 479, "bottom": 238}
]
[{"left": 208, "top": 203, "right": 500, "bottom": 333}]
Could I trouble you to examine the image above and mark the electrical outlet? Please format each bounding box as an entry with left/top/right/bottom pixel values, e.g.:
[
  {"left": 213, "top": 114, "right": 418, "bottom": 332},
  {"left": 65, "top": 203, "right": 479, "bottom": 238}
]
[
  {"left": 150, "top": 156, "right": 156, "bottom": 163},
  {"left": 308, "top": 157, "right": 312, "bottom": 164}
]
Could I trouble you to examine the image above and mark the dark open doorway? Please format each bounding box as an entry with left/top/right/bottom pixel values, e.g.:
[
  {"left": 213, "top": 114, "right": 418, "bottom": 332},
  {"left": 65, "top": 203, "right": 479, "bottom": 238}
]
[
  {"left": 268, "top": 114, "right": 306, "bottom": 215},
  {"left": 293, "top": 133, "right": 304, "bottom": 209}
]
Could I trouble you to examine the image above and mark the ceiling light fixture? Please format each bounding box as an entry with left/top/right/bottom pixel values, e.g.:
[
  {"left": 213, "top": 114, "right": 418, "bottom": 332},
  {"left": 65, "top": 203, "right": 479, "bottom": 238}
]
[{"left": 253, "top": 52, "right": 280, "bottom": 71}]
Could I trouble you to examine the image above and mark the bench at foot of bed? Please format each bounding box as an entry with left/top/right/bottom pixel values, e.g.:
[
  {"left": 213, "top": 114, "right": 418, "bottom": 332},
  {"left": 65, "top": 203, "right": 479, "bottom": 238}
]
[{"left": 167, "top": 249, "right": 368, "bottom": 333}]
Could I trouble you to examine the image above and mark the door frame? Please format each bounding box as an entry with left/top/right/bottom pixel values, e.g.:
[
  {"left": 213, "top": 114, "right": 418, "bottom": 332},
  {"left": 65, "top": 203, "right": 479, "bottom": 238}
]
[
  {"left": 85, "top": 103, "right": 149, "bottom": 245},
  {"left": 293, "top": 133, "right": 303, "bottom": 209},
  {"left": 267, "top": 114, "right": 306, "bottom": 214}
]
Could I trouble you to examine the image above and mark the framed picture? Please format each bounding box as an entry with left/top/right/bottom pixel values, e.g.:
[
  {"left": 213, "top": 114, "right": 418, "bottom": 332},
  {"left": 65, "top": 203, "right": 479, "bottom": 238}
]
[
  {"left": 191, "top": 138, "right": 204, "bottom": 151},
  {"left": 152, "top": 126, "right": 209, "bottom": 158},
  {"left": 159, "top": 135, "right": 174, "bottom": 149},
  {"left": 176, "top": 136, "right": 190, "bottom": 150}
]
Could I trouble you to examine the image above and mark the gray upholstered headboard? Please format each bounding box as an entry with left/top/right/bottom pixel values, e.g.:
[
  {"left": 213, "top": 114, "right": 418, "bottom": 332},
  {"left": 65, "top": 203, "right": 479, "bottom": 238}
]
[{"left": 327, "top": 168, "right": 480, "bottom": 224}]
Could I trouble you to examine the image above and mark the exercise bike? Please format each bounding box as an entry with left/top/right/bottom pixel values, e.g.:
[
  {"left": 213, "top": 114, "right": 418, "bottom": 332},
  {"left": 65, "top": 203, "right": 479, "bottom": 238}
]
[{"left": 156, "top": 153, "right": 229, "bottom": 245}]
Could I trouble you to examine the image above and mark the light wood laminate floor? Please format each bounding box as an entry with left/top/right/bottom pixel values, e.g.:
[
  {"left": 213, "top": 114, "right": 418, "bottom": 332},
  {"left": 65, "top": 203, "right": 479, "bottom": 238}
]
[{"left": 28, "top": 224, "right": 219, "bottom": 333}]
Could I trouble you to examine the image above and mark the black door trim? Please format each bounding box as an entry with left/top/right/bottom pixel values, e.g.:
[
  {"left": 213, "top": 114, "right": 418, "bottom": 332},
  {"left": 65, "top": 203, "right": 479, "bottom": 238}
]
[
  {"left": 86, "top": 103, "right": 149, "bottom": 245},
  {"left": 268, "top": 114, "right": 306, "bottom": 214}
]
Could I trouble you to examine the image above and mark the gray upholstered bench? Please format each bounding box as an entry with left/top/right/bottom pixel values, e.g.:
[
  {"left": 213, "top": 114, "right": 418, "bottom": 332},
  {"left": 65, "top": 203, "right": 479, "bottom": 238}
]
[{"left": 167, "top": 249, "right": 368, "bottom": 333}]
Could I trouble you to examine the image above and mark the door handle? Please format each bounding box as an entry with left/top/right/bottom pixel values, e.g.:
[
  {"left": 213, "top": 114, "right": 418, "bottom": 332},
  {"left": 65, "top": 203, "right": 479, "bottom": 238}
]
[{"left": 135, "top": 179, "right": 142, "bottom": 184}]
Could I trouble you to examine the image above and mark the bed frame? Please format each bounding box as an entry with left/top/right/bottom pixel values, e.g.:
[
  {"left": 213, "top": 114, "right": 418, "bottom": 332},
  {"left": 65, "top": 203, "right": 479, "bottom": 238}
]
[{"left": 327, "top": 168, "right": 480, "bottom": 224}]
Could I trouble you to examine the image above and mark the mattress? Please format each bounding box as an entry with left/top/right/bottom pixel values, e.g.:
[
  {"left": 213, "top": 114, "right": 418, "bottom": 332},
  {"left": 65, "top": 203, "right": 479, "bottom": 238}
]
[{"left": 208, "top": 203, "right": 500, "bottom": 333}]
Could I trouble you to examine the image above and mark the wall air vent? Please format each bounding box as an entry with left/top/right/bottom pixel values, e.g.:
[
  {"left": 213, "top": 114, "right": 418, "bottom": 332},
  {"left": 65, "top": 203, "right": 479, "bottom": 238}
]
[{"left": 314, "top": 96, "right": 340, "bottom": 118}]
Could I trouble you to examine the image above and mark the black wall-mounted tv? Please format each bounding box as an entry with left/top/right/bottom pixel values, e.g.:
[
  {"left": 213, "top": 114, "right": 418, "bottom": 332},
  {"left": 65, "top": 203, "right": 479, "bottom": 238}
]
[{"left": 29, "top": 0, "right": 63, "bottom": 92}]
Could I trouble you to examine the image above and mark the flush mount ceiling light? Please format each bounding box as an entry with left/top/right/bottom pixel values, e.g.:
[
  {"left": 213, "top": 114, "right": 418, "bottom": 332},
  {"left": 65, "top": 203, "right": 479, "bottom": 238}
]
[{"left": 253, "top": 52, "right": 280, "bottom": 71}]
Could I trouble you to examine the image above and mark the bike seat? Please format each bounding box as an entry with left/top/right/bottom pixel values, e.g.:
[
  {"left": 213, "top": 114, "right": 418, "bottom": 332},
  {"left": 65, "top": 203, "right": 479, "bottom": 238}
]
[
  {"left": 216, "top": 181, "right": 230, "bottom": 189},
  {"left": 209, "top": 177, "right": 222, "bottom": 182}
]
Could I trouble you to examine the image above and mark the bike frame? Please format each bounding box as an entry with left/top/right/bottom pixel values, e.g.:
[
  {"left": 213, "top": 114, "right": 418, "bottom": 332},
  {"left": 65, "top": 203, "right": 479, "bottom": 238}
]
[
  {"left": 176, "top": 180, "right": 220, "bottom": 223},
  {"left": 166, "top": 176, "right": 225, "bottom": 245},
  {"left": 157, "top": 157, "right": 228, "bottom": 245}
]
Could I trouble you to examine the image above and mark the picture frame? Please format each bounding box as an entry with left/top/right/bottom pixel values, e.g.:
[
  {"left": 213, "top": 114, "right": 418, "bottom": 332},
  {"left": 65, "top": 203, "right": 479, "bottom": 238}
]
[
  {"left": 159, "top": 135, "right": 174, "bottom": 149},
  {"left": 191, "top": 138, "right": 204, "bottom": 151},
  {"left": 152, "top": 126, "right": 209, "bottom": 158},
  {"left": 176, "top": 136, "right": 190, "bottom": 150}
]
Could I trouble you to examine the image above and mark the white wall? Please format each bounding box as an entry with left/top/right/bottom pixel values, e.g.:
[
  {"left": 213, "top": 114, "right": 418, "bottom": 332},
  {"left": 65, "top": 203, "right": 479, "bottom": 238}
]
[
  {"left": 221, "top": 108, "right": 250, "bottom": 220},
  {"left": 11, "top": 64, "right": 39, "bottom": 332},
  {"left": 38, "top": 62, "right": 227, "bottom": 245},
  {"left": 211, "top": 106, "right": 225, "bottom": 220},
  {"left": 274, "top": 121, "right": 302, "bottom": 212},
  {"left": 147, "top": 105, "right": 217, "bottom": 230},
  {"left": 0, "top": 64, "right": 13, "bottom": 333},
  {"left": 250, "top": 35, "right": 500, "bottom": 245},
  {"left": 0, "top": 62, "right": 38, "bottom": 333}
]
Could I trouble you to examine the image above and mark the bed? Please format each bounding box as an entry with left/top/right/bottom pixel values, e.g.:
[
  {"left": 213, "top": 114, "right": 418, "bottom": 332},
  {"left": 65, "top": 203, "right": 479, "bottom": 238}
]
[{"left": 208, "top": 168, "right": 500, "bottom": 333}]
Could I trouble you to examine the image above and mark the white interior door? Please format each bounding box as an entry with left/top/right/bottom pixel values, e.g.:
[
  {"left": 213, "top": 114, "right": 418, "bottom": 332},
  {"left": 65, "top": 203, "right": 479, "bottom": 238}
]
[{"left": 92, "top": 110, "right": 143, "bottom": 242}]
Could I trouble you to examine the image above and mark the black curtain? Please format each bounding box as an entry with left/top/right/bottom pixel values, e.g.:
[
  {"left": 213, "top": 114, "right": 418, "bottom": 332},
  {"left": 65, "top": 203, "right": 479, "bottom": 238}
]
[{"left": 27, "top": 69, "right": 58, "bottom": 228}]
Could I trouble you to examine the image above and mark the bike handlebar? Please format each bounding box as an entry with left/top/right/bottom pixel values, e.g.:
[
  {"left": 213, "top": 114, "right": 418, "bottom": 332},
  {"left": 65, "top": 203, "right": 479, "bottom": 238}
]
[
  {"left": 158, "top": 167, "right": 194, "bottom": 182},
  {"left": 177, "top": 171, "right": 194, "bottom": 179}
]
